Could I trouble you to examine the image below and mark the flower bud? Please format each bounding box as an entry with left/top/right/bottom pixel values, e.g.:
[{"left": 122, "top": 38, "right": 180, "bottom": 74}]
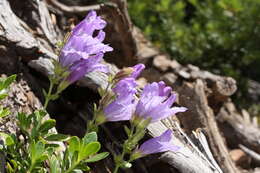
[{"left": 113, "top": 67, "right": 134, "bottom": 81}]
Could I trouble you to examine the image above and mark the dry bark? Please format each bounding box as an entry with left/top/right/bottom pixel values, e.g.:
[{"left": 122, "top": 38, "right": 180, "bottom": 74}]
[
  {"left": 176, "top": 80, "right": 239, "bottom": 173},
  {"left": 218, "top": 101, "right": 260, "bottom": 154}
]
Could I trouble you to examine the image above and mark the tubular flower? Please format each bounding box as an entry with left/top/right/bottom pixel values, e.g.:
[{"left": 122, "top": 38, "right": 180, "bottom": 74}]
[
  {"left": 135, "top": 81, "right": 187, "bottom": 122},
  {"left": 59, "top": 11, "right": 113, "bottom": 84},
  {"left": 103, "top": 78, "right": 137, "bottom": 122},
  {"left": 129, "top": 64, "right": 145, "bottom": 79},
  {"left": 102, "top": 64, "right": 145, "bottom": 122},
  {"left": 113, "top": 63, "right": 145, "bottom": 81},
  {"left": 138, "top": 129, "right": 180, "bottom": 156}
]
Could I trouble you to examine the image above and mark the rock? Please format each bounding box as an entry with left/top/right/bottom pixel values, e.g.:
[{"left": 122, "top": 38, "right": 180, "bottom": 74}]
[
  {"left": 248, "top": 80, "right": 260, "bottom": 102},
  {"left": 141, "top": 68, "right": 161, "bottom": 82},
  {"left": 162, "top": 73, "right": 178, "bottom": 85},
  {"left": 170, "top": 59, "right": 182, "bottom": 70},
  {"left": 178, "top": 70, "right": 191, "bottom": 79},
  {"left": 133, "top": 26, "right": 159, "bottom": 61},
  {"left": 153, "top": 55, "right": 172, "bottom": 72},
  {"left": 187, "top": 64, "right": 200, "bottom": 71}
]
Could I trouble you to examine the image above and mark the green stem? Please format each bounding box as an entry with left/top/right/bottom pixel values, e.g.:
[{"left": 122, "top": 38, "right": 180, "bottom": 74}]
[
  {"left": 113, "top": 149, "right": 126, "bottom": 173},
  {"left": 86, "top": 119, "right": 96, "bottom": 133},
  {"left": 28, "top": 161, "right": 35, "bottom": 173},
  {"left": 64, "top": 162, "right": 79, "bottom": 173},
  {"left": 43, "top": 80, "right": 54, "bottom": 109},
  {"left": 113, "top": 125, "right": 135, "bottom": 173},
  {"left": 113, "top": 165, "right": 120, "bottom": 173}
]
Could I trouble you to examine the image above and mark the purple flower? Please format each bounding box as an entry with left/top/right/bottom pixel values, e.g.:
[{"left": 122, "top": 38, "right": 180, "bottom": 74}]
[
  {"left": 135, "top": 81, "right": 187, "bottom": 122},
  {"left": 59, "top": 11, "right": 113, "bottom": 84},
  {"left": 113, "top": 64, "right": 145, "bottom": 81},
  {"left": 103, "top": 78, "right": 137, "bottom": 122},
  {"left": 138, "top": 129, "right": 180, "bottom": 155},
  {"left": 102, "top": 63, "right": 145, "bottom": 122},
  {"left": 113, "top": 78, "right": 137, "bottom": 96},
  {"left": 130, "top": 64, "right": 145, "bottom": 79}
]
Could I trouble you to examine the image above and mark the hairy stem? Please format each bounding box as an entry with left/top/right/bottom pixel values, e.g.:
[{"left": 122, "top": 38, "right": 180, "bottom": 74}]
[{"left": 43, "top": 80, "right": 54, "bottom": 109}]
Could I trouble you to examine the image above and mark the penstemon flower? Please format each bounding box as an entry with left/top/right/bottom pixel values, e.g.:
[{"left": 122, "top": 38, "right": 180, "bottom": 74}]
[
  {"left": 135, "top": 81, "right": 187, "bottom": 122},
  {"left": 129, "top": 64, "right": 145, "bottom": 79},
  {"left": 101, "top": 64, "right": 145, "bottom": 122},
  {"left": 59, "top": 11, "right": 113, "bottom": 84},
  {"left": 113, "top": 63, "right": 145, "bottom": 81},
  {"left": 136, "top": 129, "right": 180, "bottom": 156},
  {"left": 103, "top": 78, "right": 137, "bottom": 122},
  {"left": 44, "top": 11, "right": 113, "bottom": 109}
]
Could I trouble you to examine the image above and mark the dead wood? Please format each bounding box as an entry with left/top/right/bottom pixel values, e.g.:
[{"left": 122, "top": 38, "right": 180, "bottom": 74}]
[
  {"left": 148, "top": 121, "right": 221, "bottom": 173},
  {"left": 0, "top": 0, "right": 38, "bottom": 54},
  {"left": 176, "top": 80, "right": 239, "bottom": 173},
  {"left": 47, "top": 0, "right": 101, "bottom": 15},
  {"left": 239, "top": 145, "right": 260, "bottom": 165},
  {"left": 218, "top": 101, "right": 260, "bottom": 154}
]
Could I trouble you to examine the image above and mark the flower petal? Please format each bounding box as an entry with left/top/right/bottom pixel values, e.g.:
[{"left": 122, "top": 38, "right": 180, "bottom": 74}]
[
  {"left": 135, "top": 82, "right": 187, "bottom": 122},
  {"left": 138, "top": 129, "right": 180, "bottom": 155}
]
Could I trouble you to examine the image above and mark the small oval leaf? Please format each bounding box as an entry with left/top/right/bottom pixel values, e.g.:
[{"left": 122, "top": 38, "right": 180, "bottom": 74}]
[
  {"left": 45, "top": 134, "right": 69, "bottom": 141},
  {"left": 79, "top": 142, "right": 101, "bottom": 161},
  {"left": 83, "top": 132, "right": 97, "bottom": 145},
  {"left": 68, "top": 136, "right": 80, "bottom": 153},
  {"left": 38, "top": 119, "right": 56, "bottom": 133},
  {"left": 0, "top": 132, "right": 14, "bottom": 146},
  {"left": 85, "top": 152, "right": 109, "bottom": 163}
]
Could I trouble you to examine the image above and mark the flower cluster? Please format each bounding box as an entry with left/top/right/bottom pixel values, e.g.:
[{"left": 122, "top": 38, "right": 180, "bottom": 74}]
[
  {"left": 44, "top": 11, "right": 113, "bottom": 108},
  {"left": 98, "top": 63, "right": 187, "bottom": 158},
  {"left": 47, "top": 10, "right": 187, "bottom": 173},
  {"left": 59, "top": 11, "right": 113, "bottom": 84},
  {"left": 103, "top": 64, "right": 187, "bottom": 124}
]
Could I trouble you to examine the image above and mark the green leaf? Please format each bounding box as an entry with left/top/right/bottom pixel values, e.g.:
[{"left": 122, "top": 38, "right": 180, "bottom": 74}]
[
  {"left": 0, "top": 107, "right": 10, "bottom": 118},
  {"left": 4, "top": 75, "right": 16, "bottom": 88},
  {"left": 75, "top": 164, "right": 90, "bottom": 171},
  {"left": 124, "top": 126, "right": 131, "bottom": 137},
  {"left": 71, "top": 170, "right": 83, "bottom": 173},
  {"left": 0, "top": 132, "right": 14, "bottom": 146},
  {"left": 49, "top": 155, "right": 61, "bottom": 173},
  {"left": 45, "top": 143, "right": 60, "bottom": 149},
  {"left": 37, "top": 154, "right": 48, "bottom": 162},
  {"left": 71, "top": 151, "right": 79, "bottom": 165},
  {"left": 6, "top": 162, "right": 14, "bottom": 173},
  {"left": 78, "top": 142, "right": 101, "bottom": 161},
  {"left": 0, "top": 75, "right": 16, "bottom": 91},
  {"left": 34, "top": 110, "right": 47, "bottom": 119},
  {"left": 42, "top": 89, "right": 47, "bottom": 98},
  {"left": 38, "top": 119, "right": 56, "bottom": 133},
  {"left": 0, "top": 93, "right": 8, "bottom": 100},
  {"left": 85, "top": 152, "right": 109, "bottom": 163},
  {"left": 45, "top": 134, "right": 69, "bottom": 141},
  {"left": 17, "top": 112, "right": 33, "bottom": 137},
  {"left": 62, "top": 149, "right": 70, "bottom": 169},
  {"left": 10, "top": 160, "right": 18, "bottom": 170},
  {"left": 30, "top": 141, "right": 45, "bottom": 162},
  {"left": 46, "top": 147, "right": 55, "bottom": 155},
  {"left": 82, "top": 132, "right": 97, "bottom": 145},
  {"left": 50, "top": 94, "right": 59, "bottom": 101},
  {"left": 68, "top": 136, "right": 80, "bottom": 153}
]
